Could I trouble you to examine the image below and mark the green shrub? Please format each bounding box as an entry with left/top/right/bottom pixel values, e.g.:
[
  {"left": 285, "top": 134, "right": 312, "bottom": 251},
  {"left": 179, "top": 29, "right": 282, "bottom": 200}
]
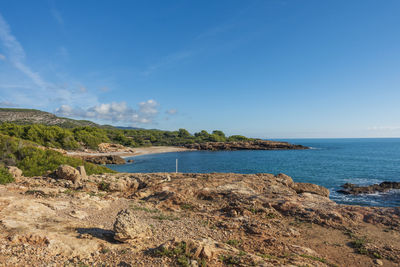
[
  {"left": 0, "top": 166, "right": 14, "bottom": 184},
  {"left": 0, "top": 133, "right": 114, "bottom": 177},
  {"left": 0, "top": 122, "right": 255, "bottom": 150}
]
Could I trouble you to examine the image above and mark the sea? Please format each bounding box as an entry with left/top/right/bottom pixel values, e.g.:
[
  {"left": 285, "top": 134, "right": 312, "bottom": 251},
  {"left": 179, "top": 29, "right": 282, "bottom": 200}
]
[{"left": 107, "top": 138, "right": 400, "bottom": 207}]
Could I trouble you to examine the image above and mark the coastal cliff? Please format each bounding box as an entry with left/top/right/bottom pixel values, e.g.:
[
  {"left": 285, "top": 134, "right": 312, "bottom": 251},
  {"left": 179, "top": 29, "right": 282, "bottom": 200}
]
[
  {"left": 0, "top": 170, "right": 398, "bottom": 266},
  {"left": 184, "top": 140, "right": 308, "bottom": 151}
]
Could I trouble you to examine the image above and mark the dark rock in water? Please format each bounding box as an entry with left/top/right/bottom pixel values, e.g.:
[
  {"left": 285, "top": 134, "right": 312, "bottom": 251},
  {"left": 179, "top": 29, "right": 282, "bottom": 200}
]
[
  {"left": 338, "top": 181, "right": 400, "bottom": 195},
  {"left": 79, "top": 155, "right": 126, "bottom": 165},
  {"left": 184, "top": 140, "right": 308, "bottom": 151},
  {"left": 127, "top": 159, "right": 134, "bottom": 163}
]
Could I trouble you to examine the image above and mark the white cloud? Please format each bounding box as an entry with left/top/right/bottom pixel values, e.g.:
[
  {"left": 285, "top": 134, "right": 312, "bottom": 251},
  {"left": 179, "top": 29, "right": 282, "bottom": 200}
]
[
  {"left": 166, "top": 109, "right": 177, "bottom": 115},
  {"left": 0, "top": 13, "right": 48, "bottom": 90},
  {"left": 139, "top": 99, "right": 158, "bottom": 115},
  {"left": 55, "top": 100, "right": 160, "bottom": 125},
  {"left": 0, "top": 53, "right": 5, "bottom": 60}
]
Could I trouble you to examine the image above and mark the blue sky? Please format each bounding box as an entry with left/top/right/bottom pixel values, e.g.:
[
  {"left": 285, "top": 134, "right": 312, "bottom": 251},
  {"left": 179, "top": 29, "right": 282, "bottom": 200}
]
[{"left": 0, "top": 0, "right": 400, "bottom": 138}]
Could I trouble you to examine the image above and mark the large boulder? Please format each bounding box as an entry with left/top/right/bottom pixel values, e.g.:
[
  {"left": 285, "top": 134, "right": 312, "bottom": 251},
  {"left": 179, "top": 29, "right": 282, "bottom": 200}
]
[
  {"left": 55, "top": 165, "right": 81, "bottom": 183},
  {"left": 7, "top": 166, "right": 23, "bottom": 181},
  {"left": 113, "top": 209, "right": 150, "bottom": 242},
  {"left": 293, "top": 182, "right": 330, "bottom": 197}
]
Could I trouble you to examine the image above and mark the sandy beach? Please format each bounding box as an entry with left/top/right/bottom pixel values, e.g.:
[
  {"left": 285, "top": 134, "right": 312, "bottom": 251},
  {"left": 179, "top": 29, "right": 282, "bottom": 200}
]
[{"left": 66, "top": 146, "right": 194, "bottom": 158}]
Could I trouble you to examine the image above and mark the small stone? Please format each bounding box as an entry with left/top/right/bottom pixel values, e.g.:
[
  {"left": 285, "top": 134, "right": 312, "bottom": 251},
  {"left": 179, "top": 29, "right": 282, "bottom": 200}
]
[
  {"left": 69, "top": 210, "right": 88, "bottom": 220},
  {"left": 374, "top": 259, "right": 383, "bottom": 265},
  {"left": 201, "top": 245, "right": 213, "bottom": 259}
]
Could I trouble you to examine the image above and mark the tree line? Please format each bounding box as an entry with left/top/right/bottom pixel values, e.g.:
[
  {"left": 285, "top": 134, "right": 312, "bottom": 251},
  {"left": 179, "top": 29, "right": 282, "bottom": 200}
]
[{"left": 0, "top": 123, "right": 253, "bottom": 150}]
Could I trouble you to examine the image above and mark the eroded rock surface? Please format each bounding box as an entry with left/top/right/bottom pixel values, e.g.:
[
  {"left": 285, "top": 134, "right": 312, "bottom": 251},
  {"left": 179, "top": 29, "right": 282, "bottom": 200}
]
[
  {"left": 55, "top": 165, "right": 81, "bottom": 183},
  {"left": 6, "top": 166, "right": 23, "bottom": 181},
  {"left": 113, "top": 209, "right": 150, "bottom": 242},
  {"left": 78, "top": 155, "right": 126, "bottom": 165},
  {"left": 0, "top": 172, "right": 399, "bottom": 266},
  {"left": 338, "top": 181, "right": 400, "bottom": 195}
]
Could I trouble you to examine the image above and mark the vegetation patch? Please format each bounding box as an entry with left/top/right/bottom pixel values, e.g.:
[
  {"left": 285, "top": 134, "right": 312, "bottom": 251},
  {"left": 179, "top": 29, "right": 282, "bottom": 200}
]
[
  {"left": 180, "top": 203, "right": 195, "bottom": 211},
  {"left": 131, "top": 205, "right": 160, "bottom": 213},
  {"left": 350, "top": 237, "right": 368, "bottom": 254},
  {"left": 0, "top": 134, "right": 114, "bottom": 177},
  {"left": 226, "top": 239, "right": 241, "bottom": 247},
  {"left": 98, "top": 181, "right": 111, "bottom": 192},
  {"left": 219, "top": 254, "right": 240, "bottom": 265},
  {"left": 155, "top": 241, "right": 207, "bottom": 267},
  {"left": 0, "top": 166, "right": 14, "bottom": 184},
  {"left": 0, "top": 122, "right": 254, "bottom": 150},
  {"left": 151, "top": 213, "right": 179, "bottom": 221},
  {"left": 299, "top": 254, "right": 338, "bottom": 267}
]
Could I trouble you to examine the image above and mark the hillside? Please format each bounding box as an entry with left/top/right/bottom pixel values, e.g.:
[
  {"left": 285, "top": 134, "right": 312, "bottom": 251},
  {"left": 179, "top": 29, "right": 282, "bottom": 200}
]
[{"left": 0, "top": 108, "right": 100, "bottom": 128}]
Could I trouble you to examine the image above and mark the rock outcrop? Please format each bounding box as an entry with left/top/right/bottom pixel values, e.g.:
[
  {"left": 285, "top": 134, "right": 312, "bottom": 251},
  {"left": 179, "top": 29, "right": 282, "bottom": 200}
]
[
  {"left": 98, "top": 143, "right": 135, "bottom": 153},
  {"left": 338, "top": 181, "right": 400, "bottom": 195},
  {"left": 55, "top": 165, "right": 81, "bottom": 183},
  {"left": 6, "top": 166, "right": 23, "bottom": 181},
  {"left": 184, "top": 140, "right": 308, "bottom": 151},
  {"left": 0, "top": 172, "right": 399, "bottom": 266},
  {"left": 293, "top": 182, "right": 330, "bottom": 197},
  {"left": 76, "top": 165, "right": 87, "bottom": 180},
  {"left": 79, "top": 155, "right": 126, "bottom": 165}
]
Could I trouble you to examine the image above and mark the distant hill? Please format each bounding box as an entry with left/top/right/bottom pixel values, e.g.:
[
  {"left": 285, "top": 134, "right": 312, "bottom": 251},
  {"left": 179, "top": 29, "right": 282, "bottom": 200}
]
[
  {"left": 116, "top": 126, "right": 143, "bottom": 130},
  {"left": 0, "top": 108, "right": 101, "bottom": 128}
]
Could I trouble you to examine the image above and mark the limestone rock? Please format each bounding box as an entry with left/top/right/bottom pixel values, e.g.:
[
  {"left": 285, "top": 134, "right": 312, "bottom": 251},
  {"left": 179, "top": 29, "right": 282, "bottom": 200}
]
[
  {"left": 7, "top": 166, "right": 23, "bottom": 181},
  {"left": 113, "top": 209, "right": 150, "bottom": 242},
  {"left": 76, "top": 166, "right": 87, "bottom": 180},
  {"left": 275, "top": 173, "right": 294, "bottom": 187},
  {"left": 69, "top": 210, "right": 88, "bottom": 220},
  {"left": 338, "top": 181, "right": 400, "bottom": 195},
  {"left": 55, "top": 165, "right": 81, "bottom": 183},
  {"left": 79, "top": 155, "right": 126, "bottom": 165},
  {"left": 293, "top": 182, "right": 330, "bottom": 197}
]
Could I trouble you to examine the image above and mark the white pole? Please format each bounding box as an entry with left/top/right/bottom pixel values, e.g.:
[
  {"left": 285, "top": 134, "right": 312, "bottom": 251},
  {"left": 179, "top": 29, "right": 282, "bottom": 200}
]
[{"left": 176, "top": 158, "right": 178, "bottom": 173}]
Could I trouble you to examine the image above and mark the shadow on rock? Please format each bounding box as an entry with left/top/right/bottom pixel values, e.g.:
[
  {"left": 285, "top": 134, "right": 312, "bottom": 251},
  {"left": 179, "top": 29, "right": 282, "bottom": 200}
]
[{"left": 76, "top": 227, "right": 120, "bottom": 243}]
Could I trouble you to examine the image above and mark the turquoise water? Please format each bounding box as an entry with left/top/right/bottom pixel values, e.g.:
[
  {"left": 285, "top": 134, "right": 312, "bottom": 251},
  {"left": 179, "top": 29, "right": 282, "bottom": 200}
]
[{"left": 107, "top": 138, "right": 400, "bottom": 207}]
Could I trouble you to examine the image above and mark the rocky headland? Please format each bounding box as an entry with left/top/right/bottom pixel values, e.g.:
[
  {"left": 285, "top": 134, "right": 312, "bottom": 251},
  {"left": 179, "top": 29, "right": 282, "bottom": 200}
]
[
  {"left": 184, "top": 140, "right": 308, "bottom": 151},
  {"left": 338, "top": 182, "right": 400, "bottom": 195},
  {"left": 0, "top": 167, "right": 399, "bottom": 266},
  {"left": 76, "top": 155, "right": 127, "bottom": 165}
]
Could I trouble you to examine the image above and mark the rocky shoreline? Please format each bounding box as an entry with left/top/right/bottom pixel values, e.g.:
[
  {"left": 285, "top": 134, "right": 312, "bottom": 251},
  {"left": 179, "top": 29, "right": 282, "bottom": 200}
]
[
  {"left": 338, "top": 182, "right": 400, "bottom": 195},
  {"left": 184, "top": 140, "right": 308, "bottom": 151},
  {"left": 0, "top": 167, "right": 399, "bottom": 266},
  {"left": 75, "top": 155, "right": 127, "bottom": 165}
]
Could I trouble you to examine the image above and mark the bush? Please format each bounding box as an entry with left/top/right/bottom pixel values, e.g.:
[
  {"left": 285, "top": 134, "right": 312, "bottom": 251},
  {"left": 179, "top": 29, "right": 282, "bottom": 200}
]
[
  {"left": 0, "top": 166, "right": 14, "bottom": 184},
  {"left": 16, "top": 147, "right": 114, "bottom": 177},
  {"left": 0, "top": 134, "right": 114, "bottom": 177},
  {"left": 0, "top": 122, "right": 255, "bottom": 150}
]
